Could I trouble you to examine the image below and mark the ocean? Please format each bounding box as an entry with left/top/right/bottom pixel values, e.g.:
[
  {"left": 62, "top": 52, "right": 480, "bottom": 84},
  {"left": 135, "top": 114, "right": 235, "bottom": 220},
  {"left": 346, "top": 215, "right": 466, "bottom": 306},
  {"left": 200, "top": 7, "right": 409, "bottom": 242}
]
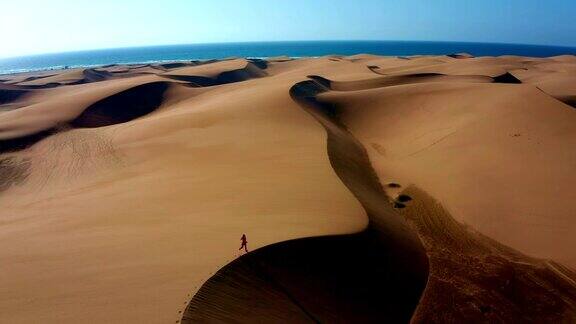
[{"left": 1, "top": 40, "right": 575, "bottom": 75}]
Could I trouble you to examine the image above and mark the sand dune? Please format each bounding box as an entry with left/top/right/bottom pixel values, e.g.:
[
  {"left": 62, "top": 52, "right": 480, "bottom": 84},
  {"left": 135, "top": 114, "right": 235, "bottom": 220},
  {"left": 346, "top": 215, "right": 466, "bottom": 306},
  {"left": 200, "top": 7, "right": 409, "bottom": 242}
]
[
  {"left": 1, "top": 54, "right": 575, "bottom": 323},
  {"left": 0, "top": 88, "right": 29, "bottom": 106},
  {"left": 16, "top": 68, "right": 92, "bottom": 87},
  {"left": 71, "top": 81, "right": 171, "bottom": 128},
  {"left": 308, "top": 73, "right": 494, "bottom": 91},
  {"left": 160, "top": 58, "right": 267, "bottom": 85},
  {"left": 511, "top": 58, "right": 576, "bottom": 107},
  {"left": 0, "top": 75, "right": 178, "bottom": 150}
]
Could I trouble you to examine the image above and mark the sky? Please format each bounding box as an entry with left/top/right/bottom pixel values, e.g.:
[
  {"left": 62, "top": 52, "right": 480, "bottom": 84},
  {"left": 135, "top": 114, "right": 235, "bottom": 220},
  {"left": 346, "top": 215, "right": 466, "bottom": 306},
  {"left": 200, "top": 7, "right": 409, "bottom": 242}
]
[{"left": 1, "top": 0, "right": 575, "bottom": 58}]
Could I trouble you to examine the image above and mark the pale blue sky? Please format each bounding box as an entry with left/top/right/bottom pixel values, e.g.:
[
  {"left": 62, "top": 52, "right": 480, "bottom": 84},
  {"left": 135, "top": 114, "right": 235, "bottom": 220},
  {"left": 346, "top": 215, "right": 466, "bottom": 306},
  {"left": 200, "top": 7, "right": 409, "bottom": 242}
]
[{"left": 1, "top": 0, "right": 574, "bottom": 58}]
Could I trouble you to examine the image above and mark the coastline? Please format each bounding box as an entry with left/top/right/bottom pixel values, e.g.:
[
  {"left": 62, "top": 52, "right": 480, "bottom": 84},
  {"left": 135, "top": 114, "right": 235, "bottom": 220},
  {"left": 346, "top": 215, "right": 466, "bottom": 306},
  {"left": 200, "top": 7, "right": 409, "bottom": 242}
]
[{"left": 1, "top": 40, "right": 575, "bottom": 75}]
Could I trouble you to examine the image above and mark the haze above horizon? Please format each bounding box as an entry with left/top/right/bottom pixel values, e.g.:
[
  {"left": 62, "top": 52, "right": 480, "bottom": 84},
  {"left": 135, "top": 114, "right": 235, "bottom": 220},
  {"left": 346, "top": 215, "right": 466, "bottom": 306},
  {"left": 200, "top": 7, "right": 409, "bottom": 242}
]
[{"left": 1, "top": 0, "right": 575, "bottom": 58}]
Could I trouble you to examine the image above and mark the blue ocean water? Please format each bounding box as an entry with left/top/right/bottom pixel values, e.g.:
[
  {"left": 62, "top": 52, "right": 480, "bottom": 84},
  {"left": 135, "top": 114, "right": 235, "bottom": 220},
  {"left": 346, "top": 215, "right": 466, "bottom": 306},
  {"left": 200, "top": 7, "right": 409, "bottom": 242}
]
[{"left": 1, "top": 41, "right": 575, "bottom": 75}]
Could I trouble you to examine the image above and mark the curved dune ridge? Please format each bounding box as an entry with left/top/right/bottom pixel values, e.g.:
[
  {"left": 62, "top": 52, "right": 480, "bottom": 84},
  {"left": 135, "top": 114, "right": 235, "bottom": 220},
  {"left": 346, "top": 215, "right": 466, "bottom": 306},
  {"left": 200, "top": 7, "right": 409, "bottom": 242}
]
[
  {"left": 182, "top": 70, "right": 576, "bottom": 323},
  {"left": 160, "top": 58, "right": 268, "bottom": 85},
  {"left": 181, "top": 76, "right": 431, "bottom": 323},
  {"left": 70, "top": 81, "right": 171, "bottom": 128},
  {"left": 0, "top": 79, "right": 177, "bottom": 152},
  {"left": 0, "top": 54, "right": 575, "bottom": 323},
  {"left": 182, "top": 233, "right": 426, "bottom": 323}
]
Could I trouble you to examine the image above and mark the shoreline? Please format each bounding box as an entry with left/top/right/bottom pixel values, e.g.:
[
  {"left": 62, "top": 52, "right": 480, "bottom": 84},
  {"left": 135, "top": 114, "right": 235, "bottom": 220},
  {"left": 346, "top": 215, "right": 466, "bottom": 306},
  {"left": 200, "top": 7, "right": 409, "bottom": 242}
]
[
  {"left": 0, "top": 57, "right": 297, "bottom": 76},
  {"left": 2, "top": 40, "right": 575, "bottom": 76}
]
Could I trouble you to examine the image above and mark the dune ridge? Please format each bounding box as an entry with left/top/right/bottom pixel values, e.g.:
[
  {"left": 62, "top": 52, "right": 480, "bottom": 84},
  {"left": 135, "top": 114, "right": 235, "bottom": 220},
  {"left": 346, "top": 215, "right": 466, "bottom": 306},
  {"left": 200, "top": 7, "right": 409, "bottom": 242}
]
[
  {"left": 182, "top": 65, "right": 576, "bottom": 323},
  {"left": 302, "top": 66, "right": 576, "bottom": 321},
  {"left": 160, "top": 59, "right": 267, "bottom": 86},
  {"left": 180, "top": 77, "right": 431, "bottom": 323},
  {"left": 0, "top": 79, "right": 177, "bottom": 152}
]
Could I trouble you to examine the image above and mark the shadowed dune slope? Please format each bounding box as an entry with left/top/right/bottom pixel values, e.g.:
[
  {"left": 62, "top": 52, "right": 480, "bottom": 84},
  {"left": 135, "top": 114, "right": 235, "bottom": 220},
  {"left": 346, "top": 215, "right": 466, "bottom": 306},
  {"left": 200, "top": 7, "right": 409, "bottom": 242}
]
[
  {"left": 70, "top": 81, "right": 170, "bottom": 128},
  {"left": 0, "top": 76, "right": 185, "bottom": 152},
  {"left": 183, "top": 232, "right": 427, "bottom": 323},
  {"left": 0, "top": 89, "right": 29, "bottom": 105},
  {"left": 157, "top": 62, "right": 192, "bottom": 69},
  {"left": 0, "top": 129, "right": 55, "bottom": 153}
]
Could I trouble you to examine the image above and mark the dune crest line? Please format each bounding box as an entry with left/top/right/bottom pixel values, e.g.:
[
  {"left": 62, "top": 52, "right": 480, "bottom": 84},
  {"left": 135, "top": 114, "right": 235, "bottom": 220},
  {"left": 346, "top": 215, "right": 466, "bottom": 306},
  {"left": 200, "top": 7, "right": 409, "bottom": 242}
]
[
  {"left": 181, "top": 77, "right": 430, "bottom": 323},
  {"left": 183, "top": 67, "right": 576, "bottom": 322}
]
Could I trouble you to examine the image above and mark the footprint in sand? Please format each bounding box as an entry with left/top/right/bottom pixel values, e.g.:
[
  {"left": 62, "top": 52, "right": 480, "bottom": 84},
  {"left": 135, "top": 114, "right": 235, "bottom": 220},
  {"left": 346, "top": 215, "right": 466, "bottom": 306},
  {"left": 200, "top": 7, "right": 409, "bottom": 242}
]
[
  {"left": 393, "top": 194, "right": 413, "bottom": 209},
  {"left": 396, "top": 194, "right": 412, "bottom": 203},
  {"left": 370, "top": 143, "right": 387, "bottom": 156},
  {"left": 394, "top": 202, "right": 406, "bottom": 209}
]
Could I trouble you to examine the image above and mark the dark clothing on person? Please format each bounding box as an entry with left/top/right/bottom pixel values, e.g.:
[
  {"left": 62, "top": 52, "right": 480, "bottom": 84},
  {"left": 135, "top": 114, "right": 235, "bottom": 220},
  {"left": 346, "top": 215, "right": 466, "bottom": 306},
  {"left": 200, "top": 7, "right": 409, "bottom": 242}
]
[{"left": 239, "top": 234, "right": 248, "bottom": 253}]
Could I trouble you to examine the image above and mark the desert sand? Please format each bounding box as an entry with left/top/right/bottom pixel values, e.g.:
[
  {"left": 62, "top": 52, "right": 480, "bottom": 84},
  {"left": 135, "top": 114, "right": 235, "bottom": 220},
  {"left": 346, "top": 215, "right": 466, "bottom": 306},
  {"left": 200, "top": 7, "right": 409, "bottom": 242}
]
[{"left": 1, "top": 54, "right": 575, "bottom": 323}]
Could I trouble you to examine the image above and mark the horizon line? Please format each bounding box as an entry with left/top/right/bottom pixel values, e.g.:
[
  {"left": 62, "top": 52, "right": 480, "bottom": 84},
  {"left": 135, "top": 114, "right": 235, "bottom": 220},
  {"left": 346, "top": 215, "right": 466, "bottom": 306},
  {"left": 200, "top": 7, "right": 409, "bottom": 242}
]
[{"left": 2, "top": 39, "right": 576, "bottom": 61}]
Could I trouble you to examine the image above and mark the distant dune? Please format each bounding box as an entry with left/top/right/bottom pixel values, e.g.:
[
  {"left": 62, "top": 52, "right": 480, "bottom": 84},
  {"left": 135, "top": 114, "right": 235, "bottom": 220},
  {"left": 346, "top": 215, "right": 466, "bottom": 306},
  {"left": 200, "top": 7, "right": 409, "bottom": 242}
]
[{"left": 0, "top": 54, "right": 575, "bottom": 323}]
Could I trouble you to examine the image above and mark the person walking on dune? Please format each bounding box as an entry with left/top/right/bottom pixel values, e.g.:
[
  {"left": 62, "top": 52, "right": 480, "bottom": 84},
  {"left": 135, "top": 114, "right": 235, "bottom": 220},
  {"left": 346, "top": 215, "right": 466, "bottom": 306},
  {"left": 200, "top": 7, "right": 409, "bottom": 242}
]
[{"left": 239, "top": 234, "right": 248, "bottom": 253}]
